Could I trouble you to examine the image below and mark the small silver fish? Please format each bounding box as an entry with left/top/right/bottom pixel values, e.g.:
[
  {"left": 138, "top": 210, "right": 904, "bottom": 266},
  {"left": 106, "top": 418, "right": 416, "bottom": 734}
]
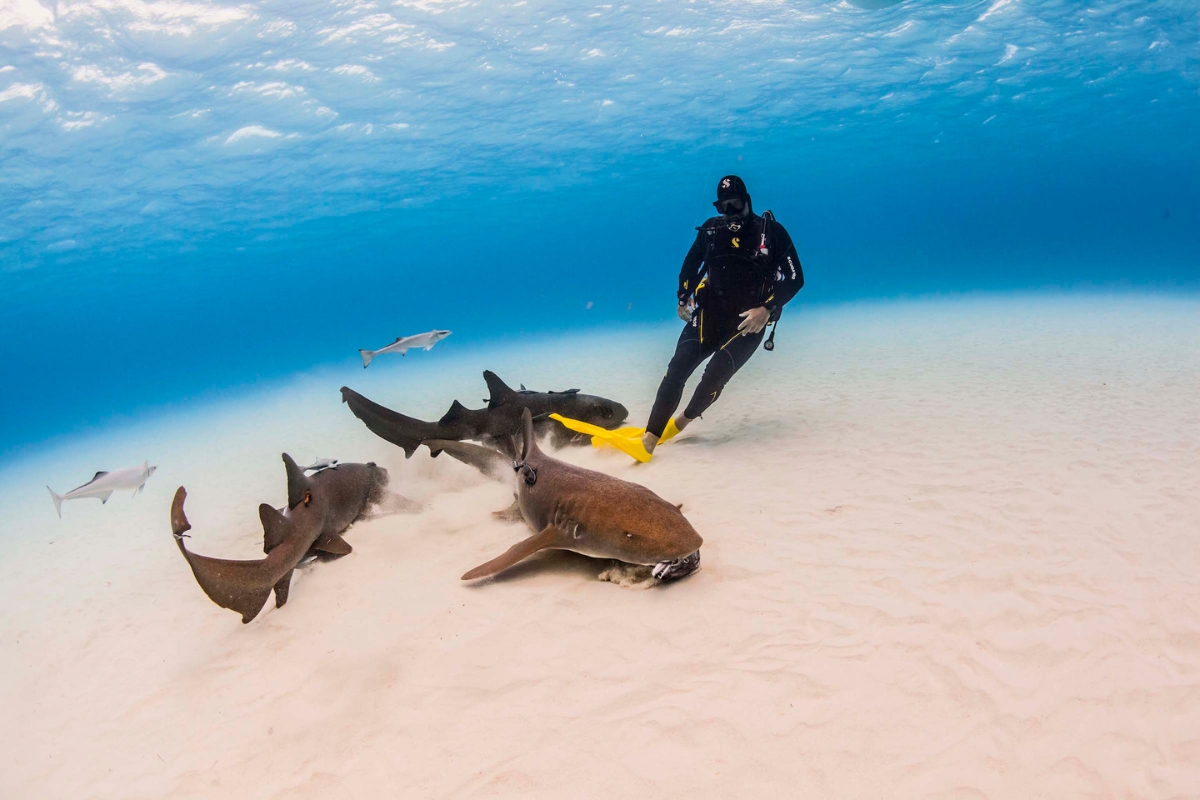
[
  {"left": 358, "top": 329, "right": 451, "bottom": 368},
  {"left": 48, "top": 461, "right": 157, "bottom": 518}
]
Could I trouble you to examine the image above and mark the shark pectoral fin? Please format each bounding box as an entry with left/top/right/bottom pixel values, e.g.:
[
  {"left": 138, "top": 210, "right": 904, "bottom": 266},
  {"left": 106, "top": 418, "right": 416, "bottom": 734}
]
[
  {"left": 461, "top": 525, "right": 561, "bottom": 581},
  {"left": 133, "top": 483, "right": 145, "bottom": 498},
  {"left": 99, "top": 491, "right": 114, "bottom": 504},
  {"left": 491, "top": 499, "right": 524, "bottom": 523},
  {"left": 314, "top": 533, "right": 353, "bottom": 556},
  {"left": 274, "top": 569, "right": 295, "bottom": 608}
]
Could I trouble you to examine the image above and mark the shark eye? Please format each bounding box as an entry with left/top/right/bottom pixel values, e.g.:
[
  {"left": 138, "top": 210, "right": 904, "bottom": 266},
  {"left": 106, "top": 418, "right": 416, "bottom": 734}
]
[{"left": 303, "top": 490, "right": 312, "bottom": 507}]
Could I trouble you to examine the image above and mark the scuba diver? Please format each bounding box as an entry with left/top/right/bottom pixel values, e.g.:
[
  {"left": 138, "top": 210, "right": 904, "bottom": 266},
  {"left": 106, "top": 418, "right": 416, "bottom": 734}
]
[
  {"left": 551, "top": 175, "right": 803, "bottom": 461},
  {"left": 641, "top": 175, "right": 804, "bottom": 456}
]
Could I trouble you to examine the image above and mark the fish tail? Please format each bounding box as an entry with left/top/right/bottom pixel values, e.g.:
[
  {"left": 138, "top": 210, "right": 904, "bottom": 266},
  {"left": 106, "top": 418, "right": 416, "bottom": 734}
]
[
  {"left": 359, "top": 349, "right": 375, "bottom": 368},
  {"left": 47, "top": 486, "right": 63, "bottom": 518}
]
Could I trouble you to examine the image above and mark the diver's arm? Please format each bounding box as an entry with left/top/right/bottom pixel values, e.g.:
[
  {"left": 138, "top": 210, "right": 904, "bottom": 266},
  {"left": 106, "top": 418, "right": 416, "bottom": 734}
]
[
  {"left": 764, "top": 222, "right": 804, "bottom": 316},
  {"left": 677, "top": 230, "right": 706, "bottom": 304}
]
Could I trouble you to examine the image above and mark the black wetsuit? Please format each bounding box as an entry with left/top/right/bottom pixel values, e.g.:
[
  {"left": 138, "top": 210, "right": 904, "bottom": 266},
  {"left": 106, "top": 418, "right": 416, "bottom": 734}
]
[{"left": 645, "top": 210, "right": 804, "bottom": 438}]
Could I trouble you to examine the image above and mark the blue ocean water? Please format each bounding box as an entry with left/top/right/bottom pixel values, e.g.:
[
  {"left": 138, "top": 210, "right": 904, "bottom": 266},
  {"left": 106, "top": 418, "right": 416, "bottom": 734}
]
[{"left": 1, "top": 0, "right": 1197, "bottom": 456}]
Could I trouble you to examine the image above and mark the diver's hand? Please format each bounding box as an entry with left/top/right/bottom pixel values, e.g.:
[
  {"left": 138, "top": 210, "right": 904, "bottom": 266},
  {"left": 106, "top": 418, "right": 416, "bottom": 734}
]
[
  {"left": 677, "top": 297, "right": 695, "bottom": 322},
  {"left": 738, "top": 306, "right": 769, "bottom": 335}
]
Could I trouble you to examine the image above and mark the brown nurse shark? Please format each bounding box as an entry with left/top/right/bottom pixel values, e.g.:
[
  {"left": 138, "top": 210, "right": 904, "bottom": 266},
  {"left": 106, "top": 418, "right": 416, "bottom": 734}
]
[
  {"left": 461, "top": 410, "right": 703, "bottom": 583},
  {"left": 170, "top": 454, "right": 389, "bottom": 623},
  {"left": 341, "top": 370, "right": 629, "bottom": 458}
]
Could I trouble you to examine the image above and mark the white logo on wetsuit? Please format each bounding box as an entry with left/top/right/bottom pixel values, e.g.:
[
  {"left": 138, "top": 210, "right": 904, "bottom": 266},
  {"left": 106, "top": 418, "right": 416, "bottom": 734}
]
[{"left": 721, "top": 178, "right": 731, "bottom": 189}]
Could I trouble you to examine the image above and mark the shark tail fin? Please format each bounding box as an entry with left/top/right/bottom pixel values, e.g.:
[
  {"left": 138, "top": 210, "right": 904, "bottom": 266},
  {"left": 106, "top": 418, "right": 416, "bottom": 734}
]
[
  {"left": 483, "top": 371, "right": 519, "bottom": 410},
  {"left": 340, "top": 387, "right": 428, "bottom": 459},
  {"left": 359, "top": 349, "right": 374, "bottom": 368},
  {"left": 171, "top": 487, "right": 192, "bottom": 538},
  {"left": 461, "top": 525, "right": 560, "bottom": 580},
  {"left": 439, "top": 399, "right": 469, "bottom": 425},
  {"left": 48, "top": 487, "right": 63, "bottom": 518},
  {"left": 171, "top": 489, "right": 273, "bottom": 624}
]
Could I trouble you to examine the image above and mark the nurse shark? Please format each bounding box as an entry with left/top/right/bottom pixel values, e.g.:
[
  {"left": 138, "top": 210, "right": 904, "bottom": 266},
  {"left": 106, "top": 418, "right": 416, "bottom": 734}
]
[
  {"left": 170, "top": 454, "right": 389, "bottom": 623},
  {"left": 341, "top": 370, "right": 628, "bottom": 458}
]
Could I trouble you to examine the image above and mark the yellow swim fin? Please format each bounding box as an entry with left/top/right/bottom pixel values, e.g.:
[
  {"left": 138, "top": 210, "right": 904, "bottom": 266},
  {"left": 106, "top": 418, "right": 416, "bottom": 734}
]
[
  {"left": 659, "top": 417, "right": 683, "bottom": 444},
  {"left": 549, "top": 414, "right": 653, "bottom": 463},
  {"left": 590, "top": 425, "right": 645, "bottom": 448}
]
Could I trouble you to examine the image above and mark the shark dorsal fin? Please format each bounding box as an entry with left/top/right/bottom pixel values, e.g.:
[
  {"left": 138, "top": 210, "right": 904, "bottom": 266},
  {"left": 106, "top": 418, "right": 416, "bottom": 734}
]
[
  {"left": 520, "top": 384, "right": 527, "bottom": 390},
  {"left": 439, "top": 399, "right": 469, "bottom": 425},
  {"left": 92, "top": 471, "right": 108, "bottom": 481},
  {"left": 282, "top": 453, "right": 312, "bottom": 510},
  {"left": 520, "top": 407, "right": 539, "bottom": 461},
  {"left": 259, "top": 504, "right": 291, "bottom": 553},
  {"left": 483, "top": 371, "right": 518, "bottom": 410}
]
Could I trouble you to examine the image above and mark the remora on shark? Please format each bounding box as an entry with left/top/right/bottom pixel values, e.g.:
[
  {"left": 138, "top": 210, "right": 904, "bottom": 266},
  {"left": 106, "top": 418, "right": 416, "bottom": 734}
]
[{"left": 341, "top": 370, "right": 628, "bottom": 457}]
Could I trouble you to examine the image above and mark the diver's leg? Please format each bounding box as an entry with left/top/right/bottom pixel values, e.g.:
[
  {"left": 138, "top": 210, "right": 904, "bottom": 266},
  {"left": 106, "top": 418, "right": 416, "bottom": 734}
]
[
  {"left": 644, "top": 324, "right": 710, "bottom": 452},
  {"left": 681, "top": 327, "right": 766, "bottom": 422}
]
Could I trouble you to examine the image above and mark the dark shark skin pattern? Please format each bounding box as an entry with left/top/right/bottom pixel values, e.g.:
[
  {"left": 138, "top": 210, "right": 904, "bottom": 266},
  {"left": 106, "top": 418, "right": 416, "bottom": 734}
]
[
  {"left": 340, "top": 370, "right": 629, "bottom": 458},
  {"left": 423, "top": 439, "right": 515, "bottom": 482},
  {"left": 170, "top": 455, "right": 389, "bottom": 623},
  {"left": 461, "top": 410, "right": 703, "bottom": 581}
]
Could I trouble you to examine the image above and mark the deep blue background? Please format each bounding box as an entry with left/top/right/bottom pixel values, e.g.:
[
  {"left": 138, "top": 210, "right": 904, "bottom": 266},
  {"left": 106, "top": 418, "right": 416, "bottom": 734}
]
[{"left": 2, "top": 0, "right": 1198, "bottom": 456}]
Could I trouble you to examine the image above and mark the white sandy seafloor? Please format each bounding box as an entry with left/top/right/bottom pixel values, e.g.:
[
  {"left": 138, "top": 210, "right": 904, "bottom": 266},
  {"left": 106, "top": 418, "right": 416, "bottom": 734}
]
[{"left": 1, "top": 295, "right": 1198, "bottom": 798}]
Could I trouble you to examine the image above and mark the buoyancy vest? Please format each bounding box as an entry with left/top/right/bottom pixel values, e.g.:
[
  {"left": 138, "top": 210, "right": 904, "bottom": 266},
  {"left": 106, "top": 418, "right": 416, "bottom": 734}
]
[{"left": 694, "top": 211, "right": 777, "bottom": 315}]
